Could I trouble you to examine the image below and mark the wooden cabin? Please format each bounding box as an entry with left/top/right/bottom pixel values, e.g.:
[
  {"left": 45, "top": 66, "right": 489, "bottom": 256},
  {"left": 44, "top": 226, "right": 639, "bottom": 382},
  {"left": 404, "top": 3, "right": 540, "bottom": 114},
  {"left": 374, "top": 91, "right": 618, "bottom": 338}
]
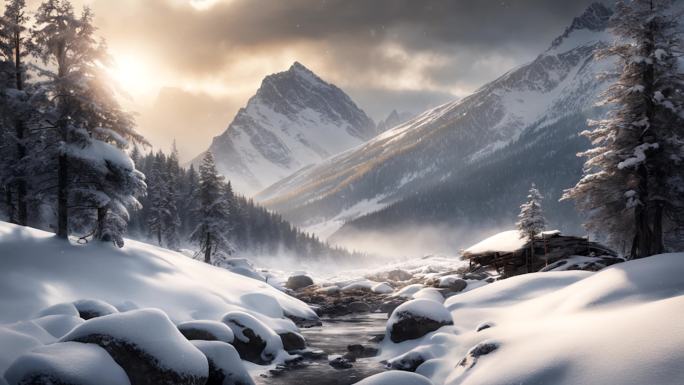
[{"left": 461, "top": 230, "right": 618, "bottom": 278}]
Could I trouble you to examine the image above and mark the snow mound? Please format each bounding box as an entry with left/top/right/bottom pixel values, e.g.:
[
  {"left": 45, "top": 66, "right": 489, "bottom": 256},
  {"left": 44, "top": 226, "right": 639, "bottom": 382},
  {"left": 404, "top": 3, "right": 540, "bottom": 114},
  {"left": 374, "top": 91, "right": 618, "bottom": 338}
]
[
  {"left": 221, "top": 311, "right": 284, "bottom": 364},
  {"left": 71, "top": 299, "right": 119, "bottom": 320},
  {"left": 341, "top": 280, "right": 376, "bottom": 292},
  {"left": 394, "top": 284, "right": 424, "bottom": 298},
  {"left": 191, "top": 341, "right": 255, "bottom": 385},
  {"left": 4, "top": 342, "right": 130, "bottom": 385},
  {"left": 372, "top": 282, "right": 394, "bottom": 294},
  {"left": 386, "top": 300, "right": 453, "bottom": 343},
  {"left": 386, "top": 253, "right": 684, "bottom": 385},
  {"left": 61, "top": 308, "right": 208, "bottom": 377},
  {"left": 32, "top": 315, "right": 84, "bottom": 339},
  {"left": 353, "top": 371, "right": 434, "bottom": 385},
  {"left": 412, "top": 288, "right": 445, "bottom": 304},
  {"left": 35, "top": 303, "right": 80, "bottom": 318},
  {"left": 178, "top": 320, "right": 235, "bottom": 344},
  {"left": 0, "top": 328, "right": 42, "bottom": 376},
  {"left": 463, "top": 230, "right": 525, "bottom": 255}
]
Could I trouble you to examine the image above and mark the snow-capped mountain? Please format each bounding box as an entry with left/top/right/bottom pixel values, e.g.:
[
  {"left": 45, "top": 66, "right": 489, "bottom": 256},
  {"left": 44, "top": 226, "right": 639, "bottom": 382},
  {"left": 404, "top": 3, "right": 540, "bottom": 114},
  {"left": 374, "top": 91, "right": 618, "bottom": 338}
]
[
  {"left": 197, "top": 62, "right": 376, "bottom": 195},
  {"left": 256, "top": 3, "right": 614, "bottom": 240},
  {"left": 376, "top": 110, "right": 414, "bottom": 134}
]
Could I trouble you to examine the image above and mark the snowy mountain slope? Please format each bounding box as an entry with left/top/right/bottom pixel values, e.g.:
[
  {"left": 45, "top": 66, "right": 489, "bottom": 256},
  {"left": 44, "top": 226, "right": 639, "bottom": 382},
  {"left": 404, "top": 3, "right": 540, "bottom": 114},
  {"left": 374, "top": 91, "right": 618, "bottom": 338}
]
[
  {"left": 197, "top": 62, "right": 376, "bottom": 195},
  {"left": 256, "top": 3, "right": 614, "bottom": 236}
]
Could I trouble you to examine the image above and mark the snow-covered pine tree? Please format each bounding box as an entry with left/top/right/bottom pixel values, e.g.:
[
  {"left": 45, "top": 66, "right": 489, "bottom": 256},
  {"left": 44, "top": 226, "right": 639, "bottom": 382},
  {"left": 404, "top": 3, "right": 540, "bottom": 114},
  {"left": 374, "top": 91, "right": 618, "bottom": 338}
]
[
  {"left": 31, "top": 0, "right": 147, "bottom": 243},
  {"left": 517, "top": 183, "right": 546, "bottom": 272},
  {"left": 563, "top": 0, "right": 684, "bottom": 258},
  {"left": 0, "top": 0, "right": 31, "bottom": 225},
  {"left": 191, "top": 152, "right": 232, "bottom": 264},
  {"left": 163, "top": 143, "right": 181, "bottom": 250},
  {"left": 147, "top": 152, "right": 169, "bottom": 246}
]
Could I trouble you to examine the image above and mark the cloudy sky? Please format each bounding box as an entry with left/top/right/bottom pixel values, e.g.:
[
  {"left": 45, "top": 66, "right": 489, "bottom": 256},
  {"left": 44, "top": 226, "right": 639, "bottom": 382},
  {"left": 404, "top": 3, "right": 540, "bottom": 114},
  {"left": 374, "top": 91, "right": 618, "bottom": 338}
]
[{"left": 34, "top": 0, "right": 599, "bottom": 160}]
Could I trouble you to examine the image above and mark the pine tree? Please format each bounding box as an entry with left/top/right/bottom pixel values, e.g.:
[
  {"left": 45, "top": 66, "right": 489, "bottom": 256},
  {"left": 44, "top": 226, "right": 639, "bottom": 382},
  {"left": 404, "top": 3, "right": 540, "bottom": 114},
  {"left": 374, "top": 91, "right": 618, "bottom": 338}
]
[
  {"left": 31, "top": 0, "right": 147, "bottom": 243},
  {"left": 517, "top": 184, "right": 545, "bottom": 272},
  {"left": 191, "top": 152, "right": 232, "bottom": 263},
  {"left": 0, "top": 0, "right": 31, "bottom": 225},
  {"left": 563, "top": 0, "right": 684, "bottom": 258}
]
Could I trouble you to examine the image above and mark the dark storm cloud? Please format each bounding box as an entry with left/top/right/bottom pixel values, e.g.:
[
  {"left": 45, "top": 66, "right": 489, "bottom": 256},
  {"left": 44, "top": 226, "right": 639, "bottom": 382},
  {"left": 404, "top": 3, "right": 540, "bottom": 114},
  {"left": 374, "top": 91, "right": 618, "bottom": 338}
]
[{"left": 94, "top": 0, "right": 600, "bottom": 77}]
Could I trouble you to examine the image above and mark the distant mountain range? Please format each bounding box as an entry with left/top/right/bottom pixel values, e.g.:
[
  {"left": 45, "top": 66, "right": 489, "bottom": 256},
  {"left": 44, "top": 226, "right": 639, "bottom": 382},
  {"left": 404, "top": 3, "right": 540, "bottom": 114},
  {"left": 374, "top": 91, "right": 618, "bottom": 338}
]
[
  {"left": 195, "top": 62, "right": 376, "bottom": 195},
  {"left": 255, "top": 3, "right": 615, "bottom": 247}
]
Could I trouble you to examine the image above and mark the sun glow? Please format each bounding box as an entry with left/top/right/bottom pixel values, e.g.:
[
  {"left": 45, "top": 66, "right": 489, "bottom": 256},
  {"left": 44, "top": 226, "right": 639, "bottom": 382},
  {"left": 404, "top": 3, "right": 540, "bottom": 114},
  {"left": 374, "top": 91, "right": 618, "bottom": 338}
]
[{"left": 109, "top": 52, "right": 160, "bottom": 102}]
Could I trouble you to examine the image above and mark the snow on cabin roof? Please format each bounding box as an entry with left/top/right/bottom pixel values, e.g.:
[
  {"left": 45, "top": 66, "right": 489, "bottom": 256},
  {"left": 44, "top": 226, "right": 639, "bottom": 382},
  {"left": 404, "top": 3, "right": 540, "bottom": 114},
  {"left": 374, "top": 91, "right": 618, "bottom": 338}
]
[{"left": 463, "top": 230, "right": 527, "bottom": 255}]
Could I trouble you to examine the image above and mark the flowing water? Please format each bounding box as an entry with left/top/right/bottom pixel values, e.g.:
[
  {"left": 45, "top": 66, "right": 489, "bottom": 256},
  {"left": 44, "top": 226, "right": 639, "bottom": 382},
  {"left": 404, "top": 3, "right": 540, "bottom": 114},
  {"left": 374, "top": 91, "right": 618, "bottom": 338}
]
[{"left": 255, "top": 313, "right": 388, "bottom": 385}]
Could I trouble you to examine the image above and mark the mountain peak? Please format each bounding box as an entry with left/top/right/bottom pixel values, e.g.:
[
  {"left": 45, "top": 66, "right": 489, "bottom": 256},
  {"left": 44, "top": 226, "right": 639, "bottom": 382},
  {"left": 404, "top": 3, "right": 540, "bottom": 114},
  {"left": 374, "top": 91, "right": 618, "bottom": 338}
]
[{"left": 549, "top": 2, "right": 612, "bottom": 49}]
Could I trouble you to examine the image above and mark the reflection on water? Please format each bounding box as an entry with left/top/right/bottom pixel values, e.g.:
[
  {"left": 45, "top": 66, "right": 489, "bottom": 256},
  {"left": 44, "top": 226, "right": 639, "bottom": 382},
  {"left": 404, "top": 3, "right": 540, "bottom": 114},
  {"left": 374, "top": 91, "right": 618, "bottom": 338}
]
[{"left": 255, "top": 313, "right": 388, "bottom": 385}]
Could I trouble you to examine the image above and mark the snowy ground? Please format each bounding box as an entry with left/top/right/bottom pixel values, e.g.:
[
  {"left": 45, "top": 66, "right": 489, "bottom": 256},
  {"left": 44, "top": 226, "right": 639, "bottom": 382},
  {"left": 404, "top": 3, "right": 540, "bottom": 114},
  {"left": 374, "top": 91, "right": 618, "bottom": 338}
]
[
  {"left": 0, "top": 222, "right": 317, "bottom": 381},
  {"left": 1, "top": 221, "right": 683, "bottom": 385},
  {"left": 371, "top": 253, "right": 684, "bottom": 385}
]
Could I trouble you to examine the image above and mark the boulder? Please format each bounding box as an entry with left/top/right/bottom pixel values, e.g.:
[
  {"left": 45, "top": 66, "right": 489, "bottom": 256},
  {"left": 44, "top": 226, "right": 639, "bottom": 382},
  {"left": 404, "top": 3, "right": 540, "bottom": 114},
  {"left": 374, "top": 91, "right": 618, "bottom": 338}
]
[
  {"left": 178, "top": 320, "right": 234, "bottom": 344},
  {"left": 278, "top": 331, "right": 306, "bottom": 352},
  {"left": 346, "top": 344, "right": 378, "bottom": 359},
  {"left": 191, "top": 341, "right": 254, "bottom": 385},
  {"left": 386, "top": 299, "right": 453, "bottom": 343},
  {"left": 371, "top": 282, "right": 394, "bottom": 294},
  {"left": 32, "top": 315, "right": 84, "bottom": 339},
  {"left": 380, "top": 300, "right": 404, "bottom": 315},
  {"left": 328, "top": 356, "right": 353, "bottom": 369},
  {"left": 61, "top": 308, "right": 208, "bottom": 385},
  {"left": 71, "top": 299, "right": 118, "bottom": 320},
  {"left": 458, "top": 340, "right": 500, "bottom": 369},
  {"left": 438, "top": 277, "right": 468, "bottom": 293},
  {"left": 285, "top": 275, "right": 314, "bottom": 290},
  {"left": 386, "top": 345, "right": 444, "bottom": 372},
  {"left": 4, "top": 342, "right": 130, "bottom": 385},
  {"left": 221, "top": 311, "right": 283, "bottom": 364},
  {"left": 386, "top": 269, "right": 413, "bottom": 281},
  {"left": 347, "top": 301, "right": 371, "bottom": 313},
  {"left": 353, "top": 371, "right": 433, "bottom": 385}
]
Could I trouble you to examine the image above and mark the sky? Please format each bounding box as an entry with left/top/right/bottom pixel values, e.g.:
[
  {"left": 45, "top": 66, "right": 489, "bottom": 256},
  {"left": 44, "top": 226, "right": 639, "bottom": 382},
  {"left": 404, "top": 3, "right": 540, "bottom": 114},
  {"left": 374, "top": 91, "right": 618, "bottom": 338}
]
[{"left": 30, "top": 0, "right": 599, "bottom": 161}]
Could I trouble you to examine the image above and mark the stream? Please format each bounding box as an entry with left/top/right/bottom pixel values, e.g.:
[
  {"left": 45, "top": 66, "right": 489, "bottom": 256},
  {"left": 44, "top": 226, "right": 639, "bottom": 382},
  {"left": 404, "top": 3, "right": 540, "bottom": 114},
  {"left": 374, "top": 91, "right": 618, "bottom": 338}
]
[{"left": 256, "top": 313, "right": 389, "bottom": 385}]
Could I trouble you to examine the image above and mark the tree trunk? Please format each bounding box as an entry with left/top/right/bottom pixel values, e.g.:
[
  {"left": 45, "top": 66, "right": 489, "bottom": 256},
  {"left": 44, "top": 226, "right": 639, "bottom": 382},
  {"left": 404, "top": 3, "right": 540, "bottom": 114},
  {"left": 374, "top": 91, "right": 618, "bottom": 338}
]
[
  {"left": 634, "top": 201, "right": 651, "bottom": 259},
  {"left": 204, "top": 232, "right": 212, "bottom": 264},
  {"left": 5, "top": 187, "right": 15, "bottom": 224},
  {"left": 652, "top": 202, "right": 664, "bottom": 255},
  {"left": 96, "top": 206, "right": 111, "bottom": 242},
  {"left": 12, "top": 29, "right": 27, "bottom": 226},
  {"left": 57, "top": 153, "right": 68, "bottom": 239}
]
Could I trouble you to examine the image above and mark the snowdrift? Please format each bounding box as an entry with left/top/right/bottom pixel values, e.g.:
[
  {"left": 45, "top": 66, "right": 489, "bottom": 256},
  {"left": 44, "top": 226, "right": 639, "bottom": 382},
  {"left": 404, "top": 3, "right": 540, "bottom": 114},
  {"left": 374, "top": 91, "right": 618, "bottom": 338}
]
[
  {"left": 377, "top": 253, "right": 684, "bottom": 385},
  {"left": 0, "top": 222, "right": 316, "bottom": 325},
  {"left": 0, "top": 221, "right": 319, "bottom": 381}
]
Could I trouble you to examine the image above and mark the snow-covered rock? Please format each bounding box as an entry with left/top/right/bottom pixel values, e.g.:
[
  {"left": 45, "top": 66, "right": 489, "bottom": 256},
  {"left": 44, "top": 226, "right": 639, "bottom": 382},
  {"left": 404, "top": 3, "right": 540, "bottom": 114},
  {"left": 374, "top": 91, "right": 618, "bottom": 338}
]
[
  {"left": 32, "top": 315, "right": 84, "bottom": 339},
  {"left": 221, "top": 311, "right": 284, "bottom": 364},
  {"left": 191, "top": 341, "right": 254, "bottom": 385},
  {"left": 353, "top": 371, "right": 434, "bottom": 385},
  {"left": 71, "top": 299, "right": 119, "bottom": 320},
  {"left": 394, "top": 284, "right": 424, "bottom": 298},
  {"left": 177, "top": 320, "right": 235, "bottom": 344},
  {"left": 371, "top": 282, "right": 394, "bottom": 294},
  {"left": 411, "top": 288, "right": 445, "bottom": 304},
  {"left": 61, "top": 308, "right": 209, "bottom": 385},
  {"left": 0, "top": 328, "right": 42, "bottom": 376},
  {"left": 285, "top": 275, "right": 314, "bottom": 290},
  {"left": 386, "top": 345, "right": 446, "bottom": 372},
  {"left": 386, "top": 299, "right": 453, "bottom": 343},
  {"left": 4, "top": 342, "right": 130, "bottom": 385},
  {"left": 198, "top": 61, "right": 376, "bottom": 195},
  {"left": 35, "top": 303, "right": 80, "bottom": 318}
]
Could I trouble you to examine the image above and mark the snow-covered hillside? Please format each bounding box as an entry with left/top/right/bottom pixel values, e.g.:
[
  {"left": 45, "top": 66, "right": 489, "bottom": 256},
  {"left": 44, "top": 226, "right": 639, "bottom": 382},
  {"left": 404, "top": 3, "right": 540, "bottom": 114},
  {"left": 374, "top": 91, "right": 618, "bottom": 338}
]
[
  {"left": 256, "top": 3, "right": 614, "bottom": 238},
  {"left": 371, "top": 253, "right": 684, "bottom": 385},
  {"left": 0, "top": 221, "right": 323, "bottom": 384},
  {"left": 0, "top": 222, "right": 316, "bottom": 325},
  {"left": 198, "top": 62, "right": 376, "bottom": 195}
]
